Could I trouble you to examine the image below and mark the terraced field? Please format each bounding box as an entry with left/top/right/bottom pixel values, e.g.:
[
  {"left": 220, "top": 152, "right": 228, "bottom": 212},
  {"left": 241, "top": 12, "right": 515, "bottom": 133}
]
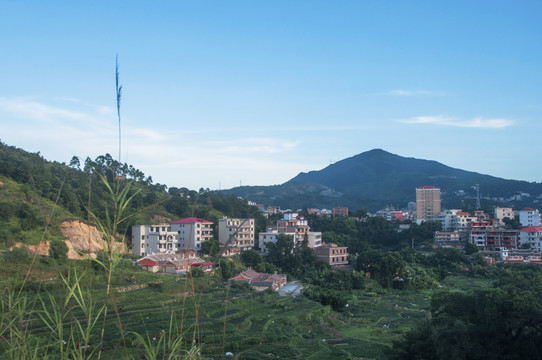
[{"left": 8, "top": 266, "right": 494, "bottom": 359}]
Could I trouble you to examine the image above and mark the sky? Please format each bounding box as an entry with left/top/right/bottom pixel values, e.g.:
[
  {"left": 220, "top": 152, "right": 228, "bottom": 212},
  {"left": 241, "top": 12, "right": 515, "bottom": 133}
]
[{"left": 1, "top": 1, "right": 541, "bottom": 190}]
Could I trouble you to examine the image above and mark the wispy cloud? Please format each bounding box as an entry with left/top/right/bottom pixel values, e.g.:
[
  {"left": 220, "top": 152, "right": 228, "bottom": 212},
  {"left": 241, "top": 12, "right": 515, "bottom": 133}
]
[
  {"left": 363, "top": 89, "right": 445, "bottom": 97},
  {"left": 0, "top": 97, "right": 88, "bottom": 122},
  {"left": 400, "top": 115, "right": 515, "bottom": 129},
  {"left": 0, "top": 96, "right": 304, "bottom": 189}
]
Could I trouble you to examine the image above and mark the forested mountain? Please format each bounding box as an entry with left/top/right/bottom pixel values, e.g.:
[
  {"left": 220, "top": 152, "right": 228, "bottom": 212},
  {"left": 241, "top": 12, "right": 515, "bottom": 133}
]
[
  {"left": 0, "top": 142, "right": 265, "bottom": 249},
  {"left": 223, "top": 149, "right": 542, "bottom": 211}
]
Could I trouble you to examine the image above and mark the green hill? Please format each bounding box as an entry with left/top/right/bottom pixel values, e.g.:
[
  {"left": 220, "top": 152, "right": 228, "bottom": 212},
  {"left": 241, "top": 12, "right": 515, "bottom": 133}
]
[
  {"left": 222, "top": 149, "right": 542, "bottom": 211},
  {"left": 0, "top": 142, "right": 265, "bottom": 250}
]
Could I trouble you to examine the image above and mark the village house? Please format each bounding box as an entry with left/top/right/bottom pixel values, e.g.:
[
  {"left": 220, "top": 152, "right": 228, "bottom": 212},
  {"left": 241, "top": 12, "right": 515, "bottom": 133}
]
[
  {"left": 314, "top": 243, "right": 348, "bottom": 266},
  {"left": 499, "top": 248, "right": 542, "bottom": 263},
  {"left": 135, "top": 252, "right": 211, "bottom": 274},
  {"left": 229, "top": 268, "right": 287, "bottom": 291}
]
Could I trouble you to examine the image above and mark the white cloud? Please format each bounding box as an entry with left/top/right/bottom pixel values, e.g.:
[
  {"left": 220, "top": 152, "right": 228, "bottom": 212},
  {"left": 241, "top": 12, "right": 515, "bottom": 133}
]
[
  {"left": 399, "top": 115, "right": 514, "bottom": 129},
  {"left": 0, "top": 96, "right": 304, "bottom": 189}
]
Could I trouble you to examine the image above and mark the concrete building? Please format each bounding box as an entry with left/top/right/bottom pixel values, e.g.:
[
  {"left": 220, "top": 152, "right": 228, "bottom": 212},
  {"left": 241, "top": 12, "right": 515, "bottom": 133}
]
[
  {"left": 500, "top": 248, "right": 542, "bottom": 263},
  {"left": 314, "top": 243, "right": 348, "bottom": 266},
  {"left": 433, "top": 230, "right": 465, "bottom": 249},
  {"left": 494, "top": 207, "right": 515, "bottom": 227},
  {"left": 218, "top": 217, "right": 255, "bottom": 249},
  {"left": 266, "top": 206, "right": 281, "bottom": 216},
  {"left": 435, "top": 210, "right": 460, "bottom": 231},
  {"left": 333, "top": 207, "right": 349, "bottom": 217},
  {"left": 416, "top": 186, "right": 441, "bottom": 222},
  {"left": 469, "top": 226, "right": 519, "bottom": 251},
  {"left": 519, "top": 226, "right": 542, "bottom": 252},
  {"left": 170, "top": 217, "right": 213, "bottom": 251},
  {"left": 258, "top": 230, "right": 295, "bottom": 255},
  {"left": 259, "top": 213, "right": 323, "bottom": 254},
  {"left": 518, "top": 208, "right": 541, "bottom": 227},
  {"left": 132, "top": 223, "right": 179, "bottom": 256}
]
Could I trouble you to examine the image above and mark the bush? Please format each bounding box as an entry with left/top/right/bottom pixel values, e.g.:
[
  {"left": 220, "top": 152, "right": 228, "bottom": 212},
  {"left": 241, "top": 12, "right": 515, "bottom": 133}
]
[
  {"left": 5, "top": 246, "right": 31, "bottom": 263},
  {"left": 48, "top": 239, "right": 68, "bottom": 262}
]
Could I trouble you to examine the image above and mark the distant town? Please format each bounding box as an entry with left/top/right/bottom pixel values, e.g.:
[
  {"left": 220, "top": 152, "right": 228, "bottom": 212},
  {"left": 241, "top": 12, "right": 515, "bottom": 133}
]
[{"left": 133, "top": 185, "right": 542, "bottom": 284}]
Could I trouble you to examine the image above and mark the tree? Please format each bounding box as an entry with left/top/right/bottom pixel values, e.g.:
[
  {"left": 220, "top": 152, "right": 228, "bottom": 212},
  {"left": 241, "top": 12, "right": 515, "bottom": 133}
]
[
  {"left": 241, "top": 249, "right": 262, "bottom": 268},
  {"left": 391, "top": 266, "right": 542, "bottom": 360},
  {"left": 201, "top": 238, "right": 221, "bottom": 257},
  {"left": 49, "top": 239, "right": 69, "bottom": 262},
  {"left": 357, "top": 250, "right": 406, "bottom": 288},
  {"left": 503, "top": 216, "right": 521, "bottom": 229},
  {"left": 465, "top": 242, "right": 479, "bottom": 255},
  {"left": 69, "top": 155, "right": 81, "bottom": 170}
]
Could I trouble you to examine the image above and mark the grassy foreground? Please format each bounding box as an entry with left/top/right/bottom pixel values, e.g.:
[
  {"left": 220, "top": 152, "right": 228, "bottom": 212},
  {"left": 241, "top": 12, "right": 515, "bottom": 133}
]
[{"left": 0, "top": 254, "right": 494, "bottom": 359}]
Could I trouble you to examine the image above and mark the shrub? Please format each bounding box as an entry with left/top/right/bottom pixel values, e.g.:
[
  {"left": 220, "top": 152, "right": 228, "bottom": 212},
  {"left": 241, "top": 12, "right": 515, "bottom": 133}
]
[{"left": 48, "top": 239, "right": 69, "bottom": 262}]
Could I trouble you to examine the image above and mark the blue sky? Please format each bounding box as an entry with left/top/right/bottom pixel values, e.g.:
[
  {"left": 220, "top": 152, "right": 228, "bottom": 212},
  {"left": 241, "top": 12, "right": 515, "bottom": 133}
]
[{"left": 1, "top": 1, "right": 541, "bottom": 190}]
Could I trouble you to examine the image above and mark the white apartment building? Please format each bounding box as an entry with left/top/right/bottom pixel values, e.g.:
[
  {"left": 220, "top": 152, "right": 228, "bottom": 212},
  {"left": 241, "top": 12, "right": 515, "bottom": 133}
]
[
  {"left": 132, "top": 217, "right": 214, "bottom": 256},
  {"left": 132, "top": 223, "right": 179, "bottom": 256},
  {"left": 518, "top": 208, "right": 541, "bottom": 227},
  {"left": 258, "top": 230, "right": 296, "bottom": 255},
  {"left": 519, "top": 226, "right": 542, "bottom": 251},
  {"left": 436, "top": 210, "right": 461, "bottom": 232},
  {"left": 218, "top": 217, "right": 255, "bottom": 249},
  {"left": 171, "top": 217, "right": 213, "bottom": 251}
]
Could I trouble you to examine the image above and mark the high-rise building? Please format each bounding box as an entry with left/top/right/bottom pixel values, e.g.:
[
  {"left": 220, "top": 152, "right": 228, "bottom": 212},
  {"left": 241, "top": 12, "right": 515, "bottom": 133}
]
[{"left": 416, "top": 186, "right": 441, "bottom": 222}]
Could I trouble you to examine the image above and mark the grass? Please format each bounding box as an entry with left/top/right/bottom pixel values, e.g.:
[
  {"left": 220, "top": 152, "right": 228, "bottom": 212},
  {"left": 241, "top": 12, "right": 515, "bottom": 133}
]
[{"left": 0, "top": 248, "right": 497, "bottom": 360}]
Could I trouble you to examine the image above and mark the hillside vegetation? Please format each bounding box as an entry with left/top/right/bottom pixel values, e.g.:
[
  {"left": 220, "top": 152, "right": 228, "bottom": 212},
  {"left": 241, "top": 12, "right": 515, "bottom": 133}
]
[{"left": 0, "top": 142, "right": 265, "bottom": 251}]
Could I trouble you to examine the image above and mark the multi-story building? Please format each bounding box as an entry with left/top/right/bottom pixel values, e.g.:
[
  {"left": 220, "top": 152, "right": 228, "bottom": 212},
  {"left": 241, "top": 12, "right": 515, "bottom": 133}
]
[
  {"left": 333, "top": 207, "right": 349, "bottom": 217},
  {"left": 314, "top": 243, "right": 348, "bottom": 266},
  {"left": 218, "top": 217, "right": 255, "bottom": 249},
  {"left": 456, "top": 211, "right": 477, "bottom": 230},
  {"left": 469, "top": 226, "right": 518, "bottom": 251},
  {"left": 170, "top": 217, "right": 213, "bottom": 251},
  {"left": 519, "top": 226, "right": 542, "bottom": 251},
  {"left": 416, "top": 186, "right": 441, "bottom": 222},
  {"left": 436, "top": 210, "right": 460, "bottom": 231},
  {"left": 259, "top": 213, "right": 322, "bottom": 254},
  {"left": 494, "top": 207, "right": 515, "bottom": 227},
  {"left": 518, "top": 208, "right": 541, "bottom": 227},
  {"left": 266, "top": 206, "right": 281, "bottom": 216},
  {"left": 258, "top": 230, "right": 296, "bottom": 255},
  {"left": 132, "top": 223, "right": 179, "bottom": 256},
  {"left": 132, "top": 218, "right": 214, "bottom": 256},
  {"left": 433, "top": 230, "right": 465, "bottom": 249}
]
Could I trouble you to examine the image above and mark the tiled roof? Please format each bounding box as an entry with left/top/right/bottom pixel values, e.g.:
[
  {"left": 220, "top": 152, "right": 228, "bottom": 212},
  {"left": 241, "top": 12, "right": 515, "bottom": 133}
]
[{"left": 520, "top": 226, "right": 542, "bottom": 232}]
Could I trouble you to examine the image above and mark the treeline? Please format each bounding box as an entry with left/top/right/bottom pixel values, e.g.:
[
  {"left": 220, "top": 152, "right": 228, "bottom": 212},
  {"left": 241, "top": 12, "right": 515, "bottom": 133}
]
[
  {"left": 0, "top": 142, "right": 264, "bottom": 248},
  {"left": 301, "top": 210, "right": 441, "bottom": 253},
  {"left": 391, "top": 265, "right": 542, "bottom": 359}
]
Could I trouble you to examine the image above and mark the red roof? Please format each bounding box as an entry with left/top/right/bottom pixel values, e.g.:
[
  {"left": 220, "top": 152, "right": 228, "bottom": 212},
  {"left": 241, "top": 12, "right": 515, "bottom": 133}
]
[
  {"left": 520, "top": 226, "right": 542, "bottom": 232},
  {"left": 520, "top": 208, "right": 536, "bottom": 212},
  {"left": 171, "top": 217, "right": 212, "bottom": 224}
]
